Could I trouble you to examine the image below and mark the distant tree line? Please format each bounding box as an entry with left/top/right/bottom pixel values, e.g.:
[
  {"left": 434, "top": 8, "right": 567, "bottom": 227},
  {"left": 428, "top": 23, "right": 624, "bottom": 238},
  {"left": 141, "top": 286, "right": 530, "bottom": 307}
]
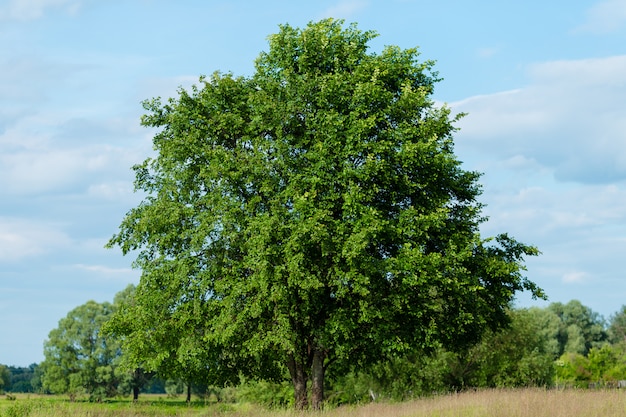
[
  {"left": 0, "top": 363, "right": 39, "bottom": 394},
  {"left": 5, "top": 289, "right": 626, "bottom": 406}
]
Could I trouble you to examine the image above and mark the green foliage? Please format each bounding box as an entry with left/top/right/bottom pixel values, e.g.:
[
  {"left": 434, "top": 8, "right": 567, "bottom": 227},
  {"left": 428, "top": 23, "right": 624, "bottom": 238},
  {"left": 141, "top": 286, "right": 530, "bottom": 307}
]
[
  {"left": 326, "top": 371, "right": 377, "bottom": 405},
  {"left": 556, "top": 343, "right": 626, "bottom": 387},
  {"left": 325, "top": 352, "right": 450, "bottom": 405},
  {"left": 555, "top": 353, "right": 591, "bottom": 387},
  {"left": 597, "top": 343, "right": 626, "bottom": 382},
  {"left": 107, "top": 19, "right": 542, "bottom": 409},
  {"left": 365, "top": 352, "right": 451, "bottom": 401}
]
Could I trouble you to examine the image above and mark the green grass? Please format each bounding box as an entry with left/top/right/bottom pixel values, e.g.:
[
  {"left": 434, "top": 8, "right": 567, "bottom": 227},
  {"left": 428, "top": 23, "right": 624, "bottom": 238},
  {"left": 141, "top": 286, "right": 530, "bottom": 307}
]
[
  {"left": 0, "top": 394, "right": 249, "bottom": 417},
  {"left": 3, "top": 389, "right": 626, "bottom": 417}
]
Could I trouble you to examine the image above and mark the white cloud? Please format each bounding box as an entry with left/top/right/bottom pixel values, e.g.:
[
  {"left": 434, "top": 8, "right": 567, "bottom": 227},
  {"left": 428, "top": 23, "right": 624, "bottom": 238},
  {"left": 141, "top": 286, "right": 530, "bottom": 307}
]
[
  {"left": 476, "top": 46, "right": 500, "bottom": 59},
  {"left": 86, "top": 182, "right": 135, "bottom": 201},
  {"left": 71, "top": 263, "right": 139, "bottom": 285},
  {"left": 321, "top": 0, "right": 368, "bottom": 19},
  {"left": 497, "top": 155, "right": 547, "bottom": 172},
  {"left": 0, "top": 111, "right": 146, "bottom": 196},
  {"left": 73, "top": 264, "right": 133, "bottom": 275},
  {"left": 452, "top": 55, "right": 626, "bottom": 184},
  {"left": 528, "top": 55, "right": 626, "bottom": 87},
  {"left": 480, "top": 181, "right": 626, "bottom": 241},
  {"left": 0, "top": 145, "right": 133, "bottom": 195},
  {"left": 574, "top": 0, "right": 626, "bottom": 34},
  {"left": 475, "top": 178, "right": 626, "bottom": 307},
  {"left": 562, "top": 271, "right": 588, "bottom": 284},
  {"left": 0, "top": 0, "right": 83, "bottom": 20},
  {"left": 0, "top": 218, "right": 71, "bottom": 262}
]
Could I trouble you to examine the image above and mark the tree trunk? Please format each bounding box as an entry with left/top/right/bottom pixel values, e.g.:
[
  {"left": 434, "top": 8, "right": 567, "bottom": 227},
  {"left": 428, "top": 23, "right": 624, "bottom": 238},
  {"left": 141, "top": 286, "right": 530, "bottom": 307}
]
[
  {"left": 132, "top": 368, "right": 141, "bottom": 402},
  {"left": 287, "top": 354, "right": 308, "bottom": 410},
  {"left": 311, "top": 349, "right": 326, "bottom": 410},
  {"left": 186, "top": 382, "right": 191, "bottom": 403}
]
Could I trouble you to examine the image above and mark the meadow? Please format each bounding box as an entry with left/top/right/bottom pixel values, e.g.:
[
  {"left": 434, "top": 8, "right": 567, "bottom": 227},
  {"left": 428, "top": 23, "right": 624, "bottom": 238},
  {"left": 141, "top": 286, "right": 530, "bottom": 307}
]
[{"left": 2, "top": 389, "right": 626, "bottom": 417}]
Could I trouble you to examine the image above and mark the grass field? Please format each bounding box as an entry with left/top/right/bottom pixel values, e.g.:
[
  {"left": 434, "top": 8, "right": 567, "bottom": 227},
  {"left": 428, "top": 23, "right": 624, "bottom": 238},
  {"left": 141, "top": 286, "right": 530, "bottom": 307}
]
[{"left": 2, "top": 389, "right": 626, "bottom": 417}]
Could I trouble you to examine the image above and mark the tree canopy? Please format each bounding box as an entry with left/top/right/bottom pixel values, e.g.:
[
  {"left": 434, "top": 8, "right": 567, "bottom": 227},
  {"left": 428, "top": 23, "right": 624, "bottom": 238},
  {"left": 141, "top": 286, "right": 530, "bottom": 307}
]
[{"left": 107, "top": 19, "right": 543, "bottom": 409}]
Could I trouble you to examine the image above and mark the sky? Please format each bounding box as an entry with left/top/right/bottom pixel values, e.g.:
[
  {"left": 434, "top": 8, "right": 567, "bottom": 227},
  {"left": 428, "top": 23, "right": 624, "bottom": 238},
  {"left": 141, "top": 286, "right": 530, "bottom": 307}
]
[{"left": 1, "top": 0, "right": 626, "bottom": 367}]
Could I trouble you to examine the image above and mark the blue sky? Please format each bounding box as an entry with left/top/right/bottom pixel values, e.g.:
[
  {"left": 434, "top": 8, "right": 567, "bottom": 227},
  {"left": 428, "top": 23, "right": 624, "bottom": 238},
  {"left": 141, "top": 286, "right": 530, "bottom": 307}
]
[{"left": 1, "top": 0, "right": 626, "bottom": 367}]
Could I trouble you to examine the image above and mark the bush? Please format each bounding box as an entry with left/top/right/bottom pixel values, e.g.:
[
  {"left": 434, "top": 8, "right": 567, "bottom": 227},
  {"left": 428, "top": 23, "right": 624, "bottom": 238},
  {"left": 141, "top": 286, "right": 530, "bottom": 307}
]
[
  {"left": 236, "top": 379, "right": 294, "bottom": 408},
  {"left": 326, "top": 371, "right": 376, "bottom": 405}
]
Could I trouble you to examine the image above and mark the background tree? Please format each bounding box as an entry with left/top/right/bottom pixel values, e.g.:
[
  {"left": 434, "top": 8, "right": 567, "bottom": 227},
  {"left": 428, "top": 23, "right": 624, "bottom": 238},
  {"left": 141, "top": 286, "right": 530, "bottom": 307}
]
[
  {"left": 104, "top": 284, "right": 247, "bottom": 402},
  {"left": 107, "top": 19, "right": 543, "bottom": 409},
  {"left": 40, "top": 300, "right": 121, "bottom": 401},
  {"left": 555, "top": 352, "right": 591, "bottom": 388},
  {"left": 525, "top": 306, "right": 563, "bottom": 359},
  {"left": 0, "top": 364, "right": 10, "bottom": 393},
  {"left": 586, "top": 344, "right": 626, "bottom": 384},
  {"left": 30, "top": 363, "right": 44, "bottom": 393},
  {"left": 608, "top": 305, "right": 626, "bottom": 344},
  {"left": 547, "top": 300, "right": 607, "bottom": 356},
  {"left": 106, "top": 284, "right": 156, "bottom": 402},
  {"left": 445, "top": 308, "right": 555, "bottom": 389}
]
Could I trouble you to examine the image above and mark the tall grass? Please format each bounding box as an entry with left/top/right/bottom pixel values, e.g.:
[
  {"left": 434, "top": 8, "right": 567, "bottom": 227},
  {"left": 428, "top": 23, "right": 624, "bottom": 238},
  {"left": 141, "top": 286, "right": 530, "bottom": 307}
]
[{"left": 3, "top": 389, "right": 626, "bottom": 417}]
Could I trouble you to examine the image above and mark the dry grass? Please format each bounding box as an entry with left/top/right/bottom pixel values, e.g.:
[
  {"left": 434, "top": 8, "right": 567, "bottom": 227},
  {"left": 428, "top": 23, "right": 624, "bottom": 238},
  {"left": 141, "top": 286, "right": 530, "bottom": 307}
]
[
  {"left": 318, "top": 389, "right": 626, "bottom": 417},
  {"left": 2, "top": 389, "right": 626, "bottom": 417}
]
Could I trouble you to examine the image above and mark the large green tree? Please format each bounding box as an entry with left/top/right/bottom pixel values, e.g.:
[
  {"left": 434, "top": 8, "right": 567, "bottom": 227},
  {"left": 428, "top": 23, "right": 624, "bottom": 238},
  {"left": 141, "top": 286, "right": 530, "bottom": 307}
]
[{"left": 107, "top": 19, "right": 543, "bottom": 409}]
